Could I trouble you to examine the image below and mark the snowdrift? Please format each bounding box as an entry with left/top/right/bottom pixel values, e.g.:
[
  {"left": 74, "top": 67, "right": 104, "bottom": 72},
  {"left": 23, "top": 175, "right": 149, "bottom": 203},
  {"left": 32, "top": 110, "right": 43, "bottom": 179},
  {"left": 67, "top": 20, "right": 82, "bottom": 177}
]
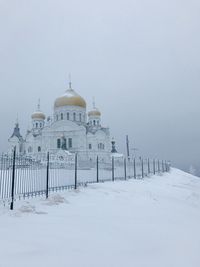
[{"left": 0, "top": 168, "right": 199, "bottom": 267}]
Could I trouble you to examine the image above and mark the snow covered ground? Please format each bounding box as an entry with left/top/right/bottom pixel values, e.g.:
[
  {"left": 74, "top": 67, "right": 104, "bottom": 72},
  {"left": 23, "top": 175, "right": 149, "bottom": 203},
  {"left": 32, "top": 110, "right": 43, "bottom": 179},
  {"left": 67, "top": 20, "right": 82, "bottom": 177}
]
[{"left": 0, "top": 168, "right": 200, "bottom": 267}]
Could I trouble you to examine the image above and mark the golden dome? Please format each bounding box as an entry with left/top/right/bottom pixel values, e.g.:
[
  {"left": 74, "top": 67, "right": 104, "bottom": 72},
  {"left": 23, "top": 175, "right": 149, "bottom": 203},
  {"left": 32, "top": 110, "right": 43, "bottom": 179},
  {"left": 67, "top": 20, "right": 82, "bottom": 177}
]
[
  {"left": 31, "top": 111, "right": 46, "bottom": 120},
  {"left": 54, "top": 88, "right": 86, "bottom": 108},
  {"left": 31, "top": 100, "right": 45, "bottom": 120},
  {"left": 88, "top": 108, "right": 101, "bottom": 117}
]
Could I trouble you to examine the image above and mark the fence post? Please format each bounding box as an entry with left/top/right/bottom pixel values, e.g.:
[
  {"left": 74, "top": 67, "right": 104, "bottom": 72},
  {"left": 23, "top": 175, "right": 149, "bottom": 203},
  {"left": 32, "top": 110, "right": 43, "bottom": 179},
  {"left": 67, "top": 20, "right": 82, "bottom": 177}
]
[
  {"left": 112, "top": 156, "right": 114, "bottom": 181},
  {"left": 158, "top": 160, "right": 160, "bottom": 173},
  {"left": 124, "top": 158, "right": 127, "bottom": 180},
  {"left": 10, "top": 146, "right": 16, "bottom": 210},
  {"left": 46, "top": 152, "right": 50, "bottom": 199},
  {"left": 96, "top": 155, "right": 99, "bottom": 183},
  {"left": 75, "top": 153, "right": 78, "bottom": 189},
  {"left": 162, "top": 160, "right": 164, "bottom": 173},
  {"left": 148, "top": 158, "right": 150, "bottom": 175},
  {"left": 141, "top": 158, "right": 144, "bottom": 178},
  {"left": 153, "top": 159, "right": 156, "bottom": 175},
  {"left": 134, "top": 158, "right": 136, "bottom": 179}
]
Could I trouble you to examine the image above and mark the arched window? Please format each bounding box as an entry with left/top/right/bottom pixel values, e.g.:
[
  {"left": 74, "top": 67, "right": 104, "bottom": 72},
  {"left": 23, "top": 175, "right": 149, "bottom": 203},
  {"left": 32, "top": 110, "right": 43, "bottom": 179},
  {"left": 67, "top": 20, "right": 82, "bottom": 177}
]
[
  {"left": 38, "top": 146, "right": 41, "bottom": 152},
  {"left": 57, "top": 139, "right": 61, "bottom": 149},
  {"left": 68, "top": 138, "right": 72, "bottom": 148},
  {"left": 73, "top": 113, "right": 76, "bottom": 121},
  {"left": 79, "top": 113, "right": 82, "bottom": 122},
  {"left": 93, "top": 120, "right": 96, "bottom": 126},
  {"left": 28, "top": 147, "right": 32, "bottom": 153},
  {"left": 67, "top": 112, "right": 69, "bottom": 120},
  {"left": 40, "top": 123, "right": 42, "bottom": 128},
  {"left": 89, "top": 144, "right": 92, "bottom": 150},
  {"left": 36, "top": 123, "right": 38, "bottom": 128},
  {"left": 98, "top": 143, "right": 104, "bottom": 150},
  {"left": 56, "top": 115, "right": 58, "bottom": 121},
  {"left": 61, "top": 113, "right": 63, "bottom": 120},
  {"left": 61, "top": 138, "right": 67, "bottom": 150}
]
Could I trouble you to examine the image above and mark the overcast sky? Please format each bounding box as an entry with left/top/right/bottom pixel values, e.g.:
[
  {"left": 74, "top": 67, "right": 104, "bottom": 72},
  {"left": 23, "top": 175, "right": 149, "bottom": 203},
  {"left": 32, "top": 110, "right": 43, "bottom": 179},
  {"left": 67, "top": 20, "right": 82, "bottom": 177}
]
[{"left": 0, "top": 0, "right": 200, "bottom": 172}]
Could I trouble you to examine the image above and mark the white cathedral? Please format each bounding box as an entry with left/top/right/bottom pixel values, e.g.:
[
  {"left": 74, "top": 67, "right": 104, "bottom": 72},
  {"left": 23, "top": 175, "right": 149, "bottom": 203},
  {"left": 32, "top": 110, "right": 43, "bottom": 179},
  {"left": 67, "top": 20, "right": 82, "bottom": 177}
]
[{"left": 8, "top": 81, "right": 119, "bottom": 164}]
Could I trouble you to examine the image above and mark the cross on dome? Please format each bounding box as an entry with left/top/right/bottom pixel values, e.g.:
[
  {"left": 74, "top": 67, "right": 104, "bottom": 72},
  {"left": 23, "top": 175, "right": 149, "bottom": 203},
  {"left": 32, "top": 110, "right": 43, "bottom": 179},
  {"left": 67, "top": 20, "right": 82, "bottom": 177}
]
[
  {"left": 31, "top": 99, "right": 46, "bottom": 120},
  {"left": 92, "top": 97, "right": 96, "bottom": 109},
  {"left": 88, "top": 98, "right": 101, "bottom": 117},
  {"left": 68, "top": 73, "right": 72, "bottom": 90},
  {"left": 37, "top": 99, "right": 41, "bottom": 111}
]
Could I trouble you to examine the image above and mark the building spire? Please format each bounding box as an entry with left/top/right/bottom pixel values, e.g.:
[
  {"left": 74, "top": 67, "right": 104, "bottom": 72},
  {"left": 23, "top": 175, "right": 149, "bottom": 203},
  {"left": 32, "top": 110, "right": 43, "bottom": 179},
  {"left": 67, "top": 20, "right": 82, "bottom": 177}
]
[
  {"left": 92, "top": 97, "right": 95, "bottom": 109},
  {"left": 69, "top": 73, "right": 72, "bottom": 89},
  {"left": 10, "top": 119, "right": 23, "bottom": 140},
  {"left": 37, "top": 99, "right": 41, "bottom": 111},
  {"left": 16, "top": 113, "right": 19, "bottom": 126}
]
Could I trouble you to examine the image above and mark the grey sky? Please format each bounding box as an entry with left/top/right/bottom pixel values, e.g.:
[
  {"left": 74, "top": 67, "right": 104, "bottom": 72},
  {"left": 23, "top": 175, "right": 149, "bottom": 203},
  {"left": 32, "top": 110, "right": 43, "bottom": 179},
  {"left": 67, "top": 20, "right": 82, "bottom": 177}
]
[{"left": 0, "top": 0, "right": 200, "bottom": 172}]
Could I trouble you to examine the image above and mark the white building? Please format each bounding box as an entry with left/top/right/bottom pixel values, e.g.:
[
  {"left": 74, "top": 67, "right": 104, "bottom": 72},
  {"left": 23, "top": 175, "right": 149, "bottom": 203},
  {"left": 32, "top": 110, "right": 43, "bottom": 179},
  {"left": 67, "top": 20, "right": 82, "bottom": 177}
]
[{"left": 8, "top": 82, "right": 115, "bottom": 164}]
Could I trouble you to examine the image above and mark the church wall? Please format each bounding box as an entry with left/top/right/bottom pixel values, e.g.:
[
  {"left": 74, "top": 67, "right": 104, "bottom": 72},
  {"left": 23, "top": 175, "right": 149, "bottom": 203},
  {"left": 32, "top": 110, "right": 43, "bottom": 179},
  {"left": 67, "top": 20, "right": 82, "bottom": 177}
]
[
  {"left": 8, "top": 137, "right": 22, "bottom": 154},
  {"left": 86, "top": 129, "right": 111, "bottom": 163}
]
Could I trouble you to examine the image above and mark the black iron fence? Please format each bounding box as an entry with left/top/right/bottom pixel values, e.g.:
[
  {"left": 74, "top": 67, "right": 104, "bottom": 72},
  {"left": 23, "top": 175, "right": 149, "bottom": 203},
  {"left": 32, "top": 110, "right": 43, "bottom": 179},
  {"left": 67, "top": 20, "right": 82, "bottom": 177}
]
[{"left": 0, "top": 148, "right": 170, "bottom": 210}]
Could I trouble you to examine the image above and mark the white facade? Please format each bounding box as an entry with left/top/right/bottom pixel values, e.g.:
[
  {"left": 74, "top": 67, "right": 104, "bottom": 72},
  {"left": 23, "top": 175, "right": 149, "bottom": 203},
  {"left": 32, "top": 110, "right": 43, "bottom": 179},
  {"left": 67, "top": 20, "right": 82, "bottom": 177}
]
[{"left": 8, "top": 84, "right": 112, "bottom": 164}]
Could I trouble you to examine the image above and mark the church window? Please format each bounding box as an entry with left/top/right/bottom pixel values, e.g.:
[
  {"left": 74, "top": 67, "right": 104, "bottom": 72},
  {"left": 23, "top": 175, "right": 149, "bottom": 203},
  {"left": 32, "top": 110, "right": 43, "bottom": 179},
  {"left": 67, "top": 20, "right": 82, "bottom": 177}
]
[
  {"left": 56, "top": 115, "right": 58, "bottom": 121},
  {"left": 28, "top": 147, "right": 32, "bottom": 153},
  {"left": 38, "top": 146, "right": 41, "bottom": 152},
  {"left": 73, "top": 113, "right": 76, "bottom": 121},
  {"left": 61, "top": 113, "right": 63, "bottom": 120},
  {"left": 89, "top": 144, "right": 92, "bottom": 150},
  {"left": 79, "top": 113, "right": 82, "bottom": 122},
  {"left": 67, "top": 112, "right": 69, "bottom": 120},
  {"left": 62, "top": 138, "right": 67, "bottom": 150},
  {"left": 93, "top": 120, "right": 96, "bottom": 126},
  {"left": 36, "top": 123, "right": 38, "bottom": 128},
  {"left": 98, "top": 143, "right": 104, "bottom": 150},
  {"left": 40, "top": 123, "right": 42, "bottom": 128},
  {"left": 97, "top": 121, "right": 99, "bottom": 126},
  {"left": 57, "top": 139, "right": 61, "bottom": 149},
  {"left": 68, "top": 138, "right": 72, "bottom": 148}
]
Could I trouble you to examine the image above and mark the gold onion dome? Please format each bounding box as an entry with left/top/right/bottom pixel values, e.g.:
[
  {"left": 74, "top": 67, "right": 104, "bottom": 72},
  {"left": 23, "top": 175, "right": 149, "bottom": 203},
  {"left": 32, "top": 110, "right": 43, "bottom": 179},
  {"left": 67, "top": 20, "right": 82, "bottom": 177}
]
[
  {"left": 88, "top": 108, "right": 101, "bottom": 116},
  {"left": 31, "top": 100, "right": 46, "bottom": 120},
  {"left": 88, "top": 99, "right": 101, "bottom": 116},
  {"left": 54, "top": 83, "right": 86, "bottom": 109},
  {"left": 31, "top": 112, "right": 46, "bottom": 120}
]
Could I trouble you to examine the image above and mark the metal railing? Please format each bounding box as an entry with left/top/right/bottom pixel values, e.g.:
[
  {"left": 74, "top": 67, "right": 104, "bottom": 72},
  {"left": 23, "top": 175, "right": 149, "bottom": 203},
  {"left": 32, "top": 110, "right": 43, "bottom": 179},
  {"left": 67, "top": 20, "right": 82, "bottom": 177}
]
[{"left": 0, "top": 147, "right": 170, "bottom": 210}]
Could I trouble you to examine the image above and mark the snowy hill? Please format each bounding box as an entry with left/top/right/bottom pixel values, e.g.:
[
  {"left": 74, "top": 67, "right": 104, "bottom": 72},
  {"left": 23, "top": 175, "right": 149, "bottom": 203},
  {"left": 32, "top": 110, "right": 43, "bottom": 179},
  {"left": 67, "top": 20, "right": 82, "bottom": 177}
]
[{"left": 0, "top": 168, "right": 200, "bottom": 267}]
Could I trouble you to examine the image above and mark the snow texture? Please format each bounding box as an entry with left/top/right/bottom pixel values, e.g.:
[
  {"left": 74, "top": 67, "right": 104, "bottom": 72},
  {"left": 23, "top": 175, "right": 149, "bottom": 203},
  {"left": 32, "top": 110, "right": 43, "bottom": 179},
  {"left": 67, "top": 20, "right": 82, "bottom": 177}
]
[{"left": 0, "top": 168, "right": 200, "bottom": 267}]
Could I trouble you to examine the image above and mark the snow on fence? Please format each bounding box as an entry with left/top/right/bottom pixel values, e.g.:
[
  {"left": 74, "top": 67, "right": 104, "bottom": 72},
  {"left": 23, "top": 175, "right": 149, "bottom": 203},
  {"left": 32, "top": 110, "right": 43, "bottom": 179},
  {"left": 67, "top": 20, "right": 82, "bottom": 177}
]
[{"left": 0, "top": 148, "right": 170, "bottom": 210}]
